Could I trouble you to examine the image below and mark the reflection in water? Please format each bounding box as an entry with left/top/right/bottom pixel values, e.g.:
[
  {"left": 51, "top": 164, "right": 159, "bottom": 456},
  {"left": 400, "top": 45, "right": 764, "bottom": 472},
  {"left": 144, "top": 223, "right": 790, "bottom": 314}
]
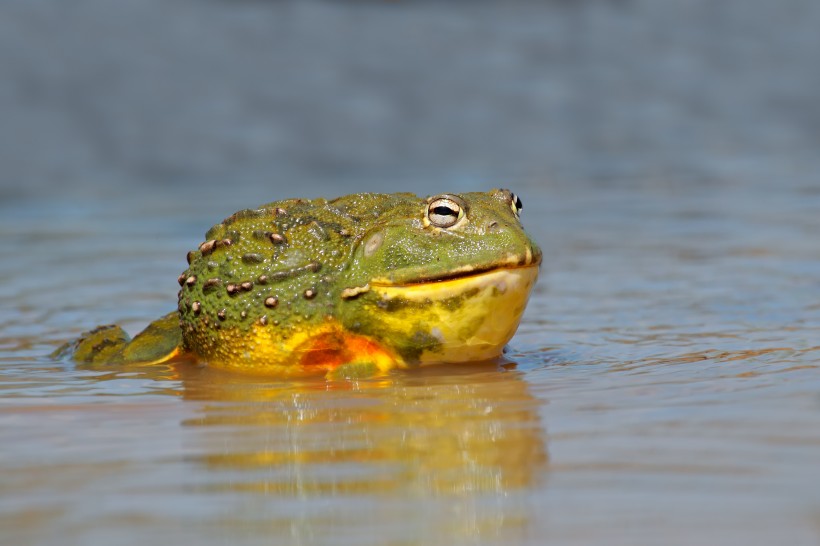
[{"left": 174, "top": 362, "right": 548, "bottom": 540}]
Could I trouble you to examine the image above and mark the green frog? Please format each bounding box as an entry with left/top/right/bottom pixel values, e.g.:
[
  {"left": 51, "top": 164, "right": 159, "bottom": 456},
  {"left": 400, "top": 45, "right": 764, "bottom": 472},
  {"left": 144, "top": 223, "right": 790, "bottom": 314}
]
[{"left": 59, "top": 189, "right": 541, "bottom": 377}]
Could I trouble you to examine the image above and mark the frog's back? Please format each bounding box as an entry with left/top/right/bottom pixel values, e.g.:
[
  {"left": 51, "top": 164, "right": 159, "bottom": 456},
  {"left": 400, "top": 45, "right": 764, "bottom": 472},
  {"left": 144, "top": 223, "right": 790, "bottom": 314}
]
[{"left": 178, "top": 193, "right": 416, "bottom": 373}]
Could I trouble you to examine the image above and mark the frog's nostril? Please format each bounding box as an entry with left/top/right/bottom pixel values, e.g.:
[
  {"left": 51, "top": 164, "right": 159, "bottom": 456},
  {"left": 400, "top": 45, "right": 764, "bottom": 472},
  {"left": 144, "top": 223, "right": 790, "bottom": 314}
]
[{"left": 487, "top": 221, "right": 500, "bottom": 232}]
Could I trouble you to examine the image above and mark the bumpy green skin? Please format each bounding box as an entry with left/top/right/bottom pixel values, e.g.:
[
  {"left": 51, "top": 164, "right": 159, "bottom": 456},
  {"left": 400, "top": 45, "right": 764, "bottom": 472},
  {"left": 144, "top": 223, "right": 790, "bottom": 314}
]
[{"left": 177, "top": 190, "right": 541, "bottom": 365}]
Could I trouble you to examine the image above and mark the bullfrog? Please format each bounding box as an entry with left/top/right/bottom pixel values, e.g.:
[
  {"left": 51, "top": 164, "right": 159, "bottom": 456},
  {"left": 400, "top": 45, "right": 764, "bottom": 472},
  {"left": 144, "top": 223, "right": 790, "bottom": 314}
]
[{"left": 59, "top": 189, "right": 541, "bottom": 377}]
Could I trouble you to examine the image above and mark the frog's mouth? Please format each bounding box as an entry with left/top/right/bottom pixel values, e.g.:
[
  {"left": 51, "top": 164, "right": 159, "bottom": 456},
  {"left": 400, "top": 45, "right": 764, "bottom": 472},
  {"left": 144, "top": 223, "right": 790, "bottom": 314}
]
[
  {"left": 369, "top": 263, "right": 538, "bottom": 288},
  {"left": 368, "top": 248, "right": 542, "bottom": 288}
]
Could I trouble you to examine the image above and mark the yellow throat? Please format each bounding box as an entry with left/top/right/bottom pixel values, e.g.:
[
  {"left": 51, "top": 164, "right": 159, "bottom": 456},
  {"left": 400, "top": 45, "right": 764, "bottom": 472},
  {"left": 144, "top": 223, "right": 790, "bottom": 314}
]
[{"left": 369, "top": 265, "right": 540, "bottom": 365}]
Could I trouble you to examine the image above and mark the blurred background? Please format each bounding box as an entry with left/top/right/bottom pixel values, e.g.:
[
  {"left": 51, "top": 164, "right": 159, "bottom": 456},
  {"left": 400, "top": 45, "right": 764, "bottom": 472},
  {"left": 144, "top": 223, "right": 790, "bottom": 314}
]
[{"left": 2, "top": 0, "right": 818, "bottom": 202}]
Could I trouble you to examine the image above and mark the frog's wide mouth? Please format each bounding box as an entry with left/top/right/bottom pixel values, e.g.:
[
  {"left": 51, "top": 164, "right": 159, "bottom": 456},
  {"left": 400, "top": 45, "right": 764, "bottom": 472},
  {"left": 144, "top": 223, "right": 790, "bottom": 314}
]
[
  {"left": 364, "top": 264, "right": 540, "bottom": 365},
  {"left": 368, "top": 249, "right": 542, "bottom": 288},
  {"left": 367, "top": 264, "right": 539, "bottom": 309},
  {"left": 368, "top": 263, "right": 538, "bottom": 288}
]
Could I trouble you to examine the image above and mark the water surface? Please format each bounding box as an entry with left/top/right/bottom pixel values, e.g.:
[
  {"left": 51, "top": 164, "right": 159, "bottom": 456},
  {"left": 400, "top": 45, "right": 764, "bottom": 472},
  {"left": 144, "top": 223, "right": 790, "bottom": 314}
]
[{"left": 3, "top": 178, "right": 819, "bottom": 545}]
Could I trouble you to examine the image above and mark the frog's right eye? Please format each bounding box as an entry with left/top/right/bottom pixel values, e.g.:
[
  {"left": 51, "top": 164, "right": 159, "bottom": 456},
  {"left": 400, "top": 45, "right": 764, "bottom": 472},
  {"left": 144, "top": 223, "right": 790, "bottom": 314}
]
[
  {"left": 510, "top": 192, "right": 523, "bottom": 217},
  {"left": 427, "top": 196, "right": 464, "bottom": 228}
]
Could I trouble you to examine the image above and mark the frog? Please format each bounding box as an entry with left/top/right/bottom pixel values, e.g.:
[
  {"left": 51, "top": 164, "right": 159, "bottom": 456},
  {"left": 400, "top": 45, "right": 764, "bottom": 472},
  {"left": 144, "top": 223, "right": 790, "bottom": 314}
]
[{"left": 57, "top": 189, "right": 541, "bottom": 378}]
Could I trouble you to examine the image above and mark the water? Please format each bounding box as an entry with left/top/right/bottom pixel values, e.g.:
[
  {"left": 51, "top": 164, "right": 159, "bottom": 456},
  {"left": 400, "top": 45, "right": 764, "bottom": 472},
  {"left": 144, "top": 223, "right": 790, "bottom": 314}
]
[{"left": 2, "top": 1, "right": 820, "bottom": 544}]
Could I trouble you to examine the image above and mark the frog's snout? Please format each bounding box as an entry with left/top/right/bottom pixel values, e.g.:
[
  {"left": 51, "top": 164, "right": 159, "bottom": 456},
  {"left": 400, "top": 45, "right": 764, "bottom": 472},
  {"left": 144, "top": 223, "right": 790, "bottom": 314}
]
[
  {"left": 483, "top": 219, "right": 541, "bottom": 268},
  {"left": 528, "top": 243, "right": 543, "bottom": 267}
]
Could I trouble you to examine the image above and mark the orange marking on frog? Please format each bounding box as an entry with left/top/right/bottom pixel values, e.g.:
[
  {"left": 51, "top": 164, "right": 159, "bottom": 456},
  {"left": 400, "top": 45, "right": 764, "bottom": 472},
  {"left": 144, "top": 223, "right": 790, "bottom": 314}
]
[{"left": 296, "top": 331, "right": 397, "bottom": 372}]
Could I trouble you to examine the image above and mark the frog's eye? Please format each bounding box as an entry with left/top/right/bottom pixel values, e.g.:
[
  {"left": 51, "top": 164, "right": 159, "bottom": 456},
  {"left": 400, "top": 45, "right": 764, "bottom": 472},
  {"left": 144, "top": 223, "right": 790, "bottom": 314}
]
[
  {"left": 427, "top": 196, "right": 464, "bottom": 228},
  {"left": 510, "top": 192, "right": 523, "bottom": 217}
]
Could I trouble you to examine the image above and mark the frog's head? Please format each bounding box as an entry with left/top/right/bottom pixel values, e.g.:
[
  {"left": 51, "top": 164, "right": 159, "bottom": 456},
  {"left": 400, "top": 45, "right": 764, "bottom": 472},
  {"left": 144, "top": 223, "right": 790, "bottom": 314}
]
[
  {"left": 340, "top": 189, "right": 542, "bottom": 366},
  {"left": 350, "top": 189, "right": 541, "bottom": 285}
]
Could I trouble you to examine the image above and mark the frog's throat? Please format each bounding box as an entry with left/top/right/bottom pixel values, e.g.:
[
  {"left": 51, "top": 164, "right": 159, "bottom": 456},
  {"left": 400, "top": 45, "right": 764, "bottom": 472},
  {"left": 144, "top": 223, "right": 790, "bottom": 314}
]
[{"left": 367, "top": 264, "right": 540, "bottom": 365}]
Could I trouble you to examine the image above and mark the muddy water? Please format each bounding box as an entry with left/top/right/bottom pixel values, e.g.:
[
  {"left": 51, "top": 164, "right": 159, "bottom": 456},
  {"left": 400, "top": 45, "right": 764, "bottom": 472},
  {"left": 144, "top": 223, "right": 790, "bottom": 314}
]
[{"left": 3, "top": 0, "right": 820, "bottom": 545}]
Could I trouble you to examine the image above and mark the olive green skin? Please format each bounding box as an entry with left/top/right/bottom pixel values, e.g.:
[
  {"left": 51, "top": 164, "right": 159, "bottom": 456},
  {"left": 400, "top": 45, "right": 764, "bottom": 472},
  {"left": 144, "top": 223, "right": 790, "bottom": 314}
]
[{"left": 177, "top": 189, "right": 541, "bottom": 365}]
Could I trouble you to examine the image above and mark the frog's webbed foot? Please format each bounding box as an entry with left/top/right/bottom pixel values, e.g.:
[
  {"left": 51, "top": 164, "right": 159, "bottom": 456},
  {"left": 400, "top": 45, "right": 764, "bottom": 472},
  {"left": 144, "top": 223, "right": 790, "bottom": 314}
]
[{"left": 53, "top": 312, "right": 184, "bottom": 367}]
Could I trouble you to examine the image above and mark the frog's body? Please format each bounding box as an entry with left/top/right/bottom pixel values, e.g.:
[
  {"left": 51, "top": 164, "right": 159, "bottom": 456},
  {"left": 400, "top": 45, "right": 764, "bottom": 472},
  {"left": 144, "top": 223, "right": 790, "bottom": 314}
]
[{"left": 60, "top": 190, "right": 541, "bottom": 377}]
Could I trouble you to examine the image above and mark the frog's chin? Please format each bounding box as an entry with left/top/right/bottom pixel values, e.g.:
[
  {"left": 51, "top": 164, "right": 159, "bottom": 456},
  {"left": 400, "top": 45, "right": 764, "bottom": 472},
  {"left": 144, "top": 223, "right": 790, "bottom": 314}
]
[{"left": 368, "top": 265, "right": 540, "bottom": 365}]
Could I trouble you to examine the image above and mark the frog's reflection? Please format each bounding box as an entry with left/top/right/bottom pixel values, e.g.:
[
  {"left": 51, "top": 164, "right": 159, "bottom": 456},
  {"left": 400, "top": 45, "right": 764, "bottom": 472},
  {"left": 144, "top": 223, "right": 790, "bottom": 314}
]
[
  {"left": 133, "top": 361, "right": 546, "bottom": 540},
  {"left": 176, "top": 363, "right": 548, "bottom": 497}
]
